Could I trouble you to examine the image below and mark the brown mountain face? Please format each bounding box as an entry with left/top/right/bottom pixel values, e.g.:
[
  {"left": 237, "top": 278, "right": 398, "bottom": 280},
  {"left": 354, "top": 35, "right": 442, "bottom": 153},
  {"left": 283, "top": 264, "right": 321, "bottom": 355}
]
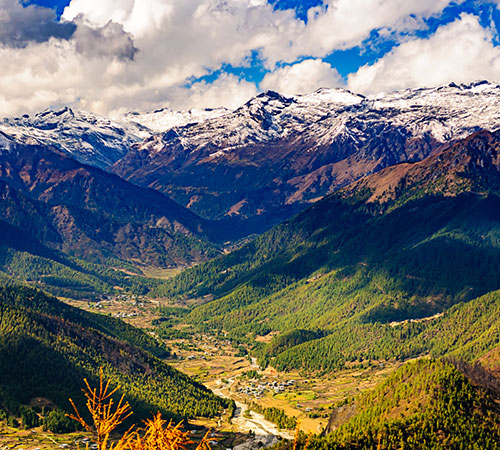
[
  {"left": 112, "top": 120, "right": 437, "bottom": 235},
  {"left": 0, "top": 143, "right": 218, "bottom": 266},
  {"left": 110, "top": 83, "right": 500, "bottom": 236},
  {"left": 345, "top": 130, "right": 500, "bottom": 204}
]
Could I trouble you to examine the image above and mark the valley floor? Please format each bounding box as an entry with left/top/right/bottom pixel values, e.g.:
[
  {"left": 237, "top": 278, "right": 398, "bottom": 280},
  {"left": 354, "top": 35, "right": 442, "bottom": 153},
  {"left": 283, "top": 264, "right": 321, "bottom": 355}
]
[
  {"left": 166, "top": 334, "right": 406, "bottom": 435},
  {"left": 60, "top": 296, "right": 407, "bottom": 436},
  {"left": 0, "top": 425, "right": 89, "bottom": 450},
  {"left": 56, "top": 296, "right": 461, "bottom": 450}
]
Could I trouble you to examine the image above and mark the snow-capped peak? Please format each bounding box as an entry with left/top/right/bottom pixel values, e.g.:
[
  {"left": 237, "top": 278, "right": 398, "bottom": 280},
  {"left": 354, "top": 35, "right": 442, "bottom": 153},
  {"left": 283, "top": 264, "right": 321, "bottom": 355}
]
[
  {"left": 123, "top": 106, "right": 230, "bottom": 133},
  {"left": 297, "top": 87, "right": 365, "bottom": 106},
  {"left": 130, "top": 80, "right": 500, "bottom": 164},
  {"left": 0, "top": 108, "right": 148, "bottom": 169},
  {"left": 3, "top": 81, "right": 500, "bottom": 172}
]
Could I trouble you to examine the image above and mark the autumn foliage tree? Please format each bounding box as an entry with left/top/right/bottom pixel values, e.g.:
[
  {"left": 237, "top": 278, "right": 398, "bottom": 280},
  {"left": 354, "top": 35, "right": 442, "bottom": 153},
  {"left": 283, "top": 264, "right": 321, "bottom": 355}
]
[{"left": 68, "top": 368, "right": 213, "bottom": 450}]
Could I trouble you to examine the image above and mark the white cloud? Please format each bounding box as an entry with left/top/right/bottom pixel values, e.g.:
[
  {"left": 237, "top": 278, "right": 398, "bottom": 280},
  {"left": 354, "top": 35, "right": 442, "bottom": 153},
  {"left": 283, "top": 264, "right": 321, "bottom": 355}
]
[
  {"left": 279, "top": 0, "right": 455, "bottom": 64},
  {"left": 135, "top": 73, "right": 259, "bottom": 114},
  {"left": 260, "top": 59, "right": 342, "bottom": 96},
  {"left": 176, "top": 74, "right": 259, "bottom": 111},
  {"left": 0, "top": 0, "right": 466, "bottom": 116},
  {"left": 0, "top": 0, "right": 301, "bottom": 116},
  {"left": 347, "top": 14, "right": 500, "bottom": 94}
]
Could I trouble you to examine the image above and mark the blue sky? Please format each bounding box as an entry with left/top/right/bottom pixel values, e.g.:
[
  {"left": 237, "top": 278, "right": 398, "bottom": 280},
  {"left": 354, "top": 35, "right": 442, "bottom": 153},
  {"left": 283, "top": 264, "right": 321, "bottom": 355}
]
[{"left": 2, "top": 0, "right": 500, "bottom": 115}]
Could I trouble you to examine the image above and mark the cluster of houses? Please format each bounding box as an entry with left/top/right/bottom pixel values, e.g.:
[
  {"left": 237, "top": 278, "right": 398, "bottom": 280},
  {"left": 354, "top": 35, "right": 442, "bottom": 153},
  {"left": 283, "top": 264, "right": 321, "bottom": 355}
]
[
  {"left": 85, "top": 295, "right": 145, "bottom": 316},
  {"left": 237, "top": 379, "right": 296, "bottom": 399},
  {"left": 112, "top": 311, "right": 139, "bottom": 318},
  {"left": 88, "top": 295, "right": 145, "bottom": 310},
  {"left": 186, "top": 354, "right": 209, "bottom": 360}
]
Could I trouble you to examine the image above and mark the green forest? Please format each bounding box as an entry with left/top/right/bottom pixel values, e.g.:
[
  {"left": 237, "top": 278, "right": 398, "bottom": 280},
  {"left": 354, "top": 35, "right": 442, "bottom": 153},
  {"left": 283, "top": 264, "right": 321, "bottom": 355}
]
[
  {"left": 0, "top": 285, "right": 231, "bottom": 431},
  {"left": 273, "top": 359, "right": 500, "bottom": 449},
  {"left": 152, "top": 187, "right": 500, "bottom": 371}
]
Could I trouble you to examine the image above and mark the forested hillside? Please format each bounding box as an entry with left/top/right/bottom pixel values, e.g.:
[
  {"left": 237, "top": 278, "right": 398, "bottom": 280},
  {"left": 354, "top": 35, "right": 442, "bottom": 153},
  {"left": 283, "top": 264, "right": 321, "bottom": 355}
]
[
  {"left": 0, "top": 219, "right": 162, "bottom": 299},
  {"left": 270, "top": 288, "right": 500, "bottom": 372},
  {"left": 0, "top": 285, "right": 230, "bottom": 427},
  {"left": 285, "top": 359, "right": 500, "bottom": 449}
]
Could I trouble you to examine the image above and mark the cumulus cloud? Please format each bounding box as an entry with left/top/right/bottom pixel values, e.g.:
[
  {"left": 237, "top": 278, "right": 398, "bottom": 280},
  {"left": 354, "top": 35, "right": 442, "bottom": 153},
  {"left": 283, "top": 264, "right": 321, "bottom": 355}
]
[
  {"left": 0, "top": 0, "right": 476, "bottom": 117},
  {"left": 174, "top": 74, "right": 259, "bottom": 111},
  {"left": 0, "top": 0, "right": 76, "bottom": 48},
  {"left": 279, "top": 0, "right": 455, "bottom": 64},
  {"left": 348, "top": 14, "right": 500, "bottom": 94},
  {"left": 260, "top": 59, "right": 342, "bottom": 95}
]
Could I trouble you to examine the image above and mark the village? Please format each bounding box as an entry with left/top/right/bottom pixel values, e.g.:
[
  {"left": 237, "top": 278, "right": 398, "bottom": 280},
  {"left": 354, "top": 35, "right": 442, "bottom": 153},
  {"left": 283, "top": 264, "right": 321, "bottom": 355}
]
[
  {"left": 59, "top": 298, "right": 397, "bottom": 435},
  {"left": 62, "top": 294, "right": 158, "bottom": 329},
  {"left": 237, "top": 379, "right": 296, "bottom": 400},
  {"left": 86, "top": 296, "right": 145, "bottom": 318}
]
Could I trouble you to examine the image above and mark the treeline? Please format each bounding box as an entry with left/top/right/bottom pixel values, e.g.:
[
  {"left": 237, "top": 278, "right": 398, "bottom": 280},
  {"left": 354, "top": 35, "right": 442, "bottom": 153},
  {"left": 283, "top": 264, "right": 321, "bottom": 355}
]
[
  {"left": 153, "top": 306, "right": 193, "bottom": 340},
  {"left": 0, "top": 403, "right": 76, "bottom": 433}
]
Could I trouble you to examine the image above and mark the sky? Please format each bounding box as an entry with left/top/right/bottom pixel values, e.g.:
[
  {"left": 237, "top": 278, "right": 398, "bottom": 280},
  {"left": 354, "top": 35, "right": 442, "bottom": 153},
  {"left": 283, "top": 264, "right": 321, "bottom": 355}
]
[{"left": 1, "top": 0, "right": 500, "bottom": 116}]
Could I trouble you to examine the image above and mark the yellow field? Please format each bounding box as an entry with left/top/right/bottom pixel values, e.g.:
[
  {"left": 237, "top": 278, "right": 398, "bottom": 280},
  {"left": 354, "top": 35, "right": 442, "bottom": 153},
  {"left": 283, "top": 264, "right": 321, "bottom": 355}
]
[
  {"left": 140, "top": 267, "right": 183, "bottom": 279},
  {"left": 167, "top": 332, "right": 403, "bottom": 435},
  {"left": 0, "top": 424, "right": 88, "bottom": 450}
]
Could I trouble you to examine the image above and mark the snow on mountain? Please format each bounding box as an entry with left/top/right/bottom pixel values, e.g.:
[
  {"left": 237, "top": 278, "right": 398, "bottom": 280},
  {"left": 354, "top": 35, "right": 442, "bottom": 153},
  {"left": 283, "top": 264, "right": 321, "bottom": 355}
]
[
  {"left": 124, "top": 106, "right": 230, "bottom": 133},
  {"left": 2, "top": 80, "right": 500, "bottom": 177},
  {"left": 0, "top": 107, "right": 151, "bottom": 169},
  {"left": 0, "top": 130, "right": 15, "bottom": 152},
  {"left": 129, "top": 82, "right": 500, "bottom": 162},
  {"left": 127, "top": 89, "right": 366, "bottom": 158},
  {"left": 110, "top": 81, "right": 500, "bottom": 230},
  {"left": 0, "top": 105, "right": 232, "bottom": 169},
  {"left": 365, "top": 80, "right": 500, "bottom": 142}
]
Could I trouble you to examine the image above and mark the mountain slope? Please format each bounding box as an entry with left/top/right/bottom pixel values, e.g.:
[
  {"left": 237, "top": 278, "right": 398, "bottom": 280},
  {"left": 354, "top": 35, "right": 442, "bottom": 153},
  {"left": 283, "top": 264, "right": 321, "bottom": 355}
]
[
  {"left": 271, "top": 287, "right": 500, "bottom": 372},
  {"left": 0, "top": 108, "right": 148, "bottom": 169},
  {"left": 309, "top": 359, "right": 500, "bottom": 449},
  {"left": 0, "top": 214, "right": 154, "bottom": 298},
  {"left": 157, "top": 129, "right": 500, "bottom": 370},
  {"left": 0, "top": 284, "right": 229, "bottom": 422},
  {"left": 112, "top": 81, "right": 500, "bottom": 234},
  {"left": 0, "top": 140, "right": 217, "bottom": 269},
  {"left": 124, "top": 106, "right": 230, "bottom": 133}
]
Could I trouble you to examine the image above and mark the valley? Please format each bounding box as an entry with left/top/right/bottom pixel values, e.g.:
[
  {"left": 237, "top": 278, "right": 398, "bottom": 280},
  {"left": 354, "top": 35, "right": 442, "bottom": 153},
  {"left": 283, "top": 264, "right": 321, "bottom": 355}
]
[
  {"left": 58, "top": 295, "right": 406, "bottom": 438},
  {"left": 2, "top": 82, "right": 500, "bottom": 448}
]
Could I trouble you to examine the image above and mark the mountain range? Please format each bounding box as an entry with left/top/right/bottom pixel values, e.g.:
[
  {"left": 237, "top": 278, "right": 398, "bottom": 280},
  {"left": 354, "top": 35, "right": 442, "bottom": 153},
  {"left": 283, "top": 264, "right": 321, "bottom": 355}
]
[
  {"left": 0, "top": 139, "right": 219, "bottom": 297},
  {"left": 3, "top": 81, "right": 500, "bottom": 238},
  {"left": 111, "top": 80, "right": 500, "bottom": 232},
  {"left": 1, "top": 80, "right": 500, "bottom": 310}
]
